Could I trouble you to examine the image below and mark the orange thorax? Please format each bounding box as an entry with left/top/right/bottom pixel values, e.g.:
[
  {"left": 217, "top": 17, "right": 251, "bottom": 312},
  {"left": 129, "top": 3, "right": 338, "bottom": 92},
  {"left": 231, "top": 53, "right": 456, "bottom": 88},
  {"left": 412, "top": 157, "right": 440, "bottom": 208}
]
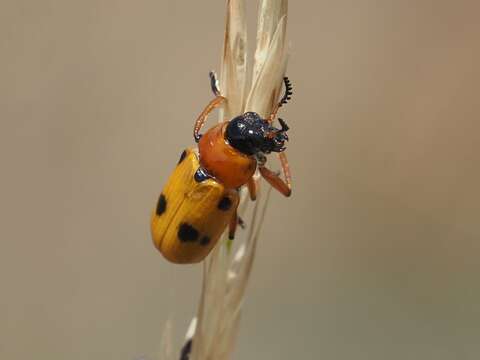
[{"left": 198, "top": 122, "right": 257, "bottom": 189}]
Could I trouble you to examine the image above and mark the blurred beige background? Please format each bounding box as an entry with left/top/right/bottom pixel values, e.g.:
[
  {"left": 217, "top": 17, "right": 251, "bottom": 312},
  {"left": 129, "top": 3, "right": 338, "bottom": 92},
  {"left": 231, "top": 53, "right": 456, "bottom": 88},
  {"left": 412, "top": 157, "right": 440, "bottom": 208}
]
[{"left": 1, "top": 1, "right": 479, "bottom": 359}]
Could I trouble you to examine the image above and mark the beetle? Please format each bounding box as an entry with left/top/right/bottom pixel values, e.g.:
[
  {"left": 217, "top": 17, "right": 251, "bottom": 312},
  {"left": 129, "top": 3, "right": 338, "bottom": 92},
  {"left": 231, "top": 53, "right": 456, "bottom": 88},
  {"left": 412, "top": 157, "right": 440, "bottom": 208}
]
[{"left": 150, "top": 72, "right": 293, "bottom": 264}]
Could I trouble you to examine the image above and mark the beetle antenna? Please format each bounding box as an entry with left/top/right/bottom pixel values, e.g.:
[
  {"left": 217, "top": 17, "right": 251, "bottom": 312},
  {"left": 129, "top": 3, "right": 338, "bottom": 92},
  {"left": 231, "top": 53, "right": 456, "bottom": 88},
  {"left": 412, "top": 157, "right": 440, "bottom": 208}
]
[
  {"left": 179, "top": 338, "right": 192, "bottom": 360},
  {"left": 278, "top": 76, "right": 293, "bottom": 108},
  {"left": 209, "top": 71, "right": 221, "bottom": 96},
  {"left": 278, "top": 117, "right": 290, "bottom": 132}
]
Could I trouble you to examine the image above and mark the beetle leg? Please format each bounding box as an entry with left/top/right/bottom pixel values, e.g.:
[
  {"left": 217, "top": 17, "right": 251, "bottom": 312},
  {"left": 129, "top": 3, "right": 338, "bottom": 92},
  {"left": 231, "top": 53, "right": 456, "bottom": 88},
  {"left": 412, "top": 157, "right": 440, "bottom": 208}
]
[
  {"left": 193, "top": 95, "right": 226, "bottom": 142},
  {"left": 258, "top": 152, "right": 292, "bottom": 197},
  {"left": 228, "top": 208, "right": 239, "bottom": 240},
  {"left": 278, "top": 151, "right": 292, "bottom": 192},
  {"left": 247, "top": 176, "right": 258, "bottom": 201},
  {"left": 228, "top": 209, "right": 246, "bottom": 239}
]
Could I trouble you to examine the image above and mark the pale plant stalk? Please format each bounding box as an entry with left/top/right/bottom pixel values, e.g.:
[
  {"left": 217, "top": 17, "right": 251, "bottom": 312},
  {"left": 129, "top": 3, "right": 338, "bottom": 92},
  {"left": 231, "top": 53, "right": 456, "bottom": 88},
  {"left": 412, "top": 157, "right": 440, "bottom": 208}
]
[{"left": 160, "top": 1, "right": 288, "bottom": 359}]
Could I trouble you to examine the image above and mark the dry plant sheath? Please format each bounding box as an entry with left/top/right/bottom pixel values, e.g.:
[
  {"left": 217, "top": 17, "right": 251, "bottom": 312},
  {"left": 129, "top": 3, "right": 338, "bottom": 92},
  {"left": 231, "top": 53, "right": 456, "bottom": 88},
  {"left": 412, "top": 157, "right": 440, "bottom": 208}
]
[{"left": 155, "top": 0, "right": 290, "bottom": 358}]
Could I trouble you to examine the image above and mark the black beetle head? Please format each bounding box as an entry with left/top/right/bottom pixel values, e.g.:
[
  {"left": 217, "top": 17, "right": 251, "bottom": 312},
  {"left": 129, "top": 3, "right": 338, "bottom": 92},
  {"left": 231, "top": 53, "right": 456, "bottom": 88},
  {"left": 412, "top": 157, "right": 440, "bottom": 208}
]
[{"left": 225, "top": 112, "right": 290, "bottom": 156}]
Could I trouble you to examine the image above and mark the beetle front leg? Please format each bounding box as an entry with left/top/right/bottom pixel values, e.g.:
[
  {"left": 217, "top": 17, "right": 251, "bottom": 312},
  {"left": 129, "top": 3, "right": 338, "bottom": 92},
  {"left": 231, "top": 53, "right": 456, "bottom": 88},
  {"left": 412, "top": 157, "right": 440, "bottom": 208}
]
[
  {"left": 258, "top": 152, "right": 292, "bottom": 197},
  {"left": 278, "top": 151, "right": 292, "bottom": 193}
]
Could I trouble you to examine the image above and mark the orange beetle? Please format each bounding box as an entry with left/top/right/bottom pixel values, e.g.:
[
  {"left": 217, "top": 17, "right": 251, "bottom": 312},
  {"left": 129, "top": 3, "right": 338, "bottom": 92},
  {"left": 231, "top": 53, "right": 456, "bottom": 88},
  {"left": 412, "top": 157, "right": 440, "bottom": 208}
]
[{"left": 151, "top": 73, "right": 293, "bottom": 263}]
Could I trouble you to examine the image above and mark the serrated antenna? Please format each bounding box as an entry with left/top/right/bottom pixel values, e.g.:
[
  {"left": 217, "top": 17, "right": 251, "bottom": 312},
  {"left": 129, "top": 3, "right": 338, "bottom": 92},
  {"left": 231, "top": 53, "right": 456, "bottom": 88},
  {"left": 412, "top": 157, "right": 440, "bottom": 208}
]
[{"left": 278, "top": 77, "right": 293, "bottom": 108}]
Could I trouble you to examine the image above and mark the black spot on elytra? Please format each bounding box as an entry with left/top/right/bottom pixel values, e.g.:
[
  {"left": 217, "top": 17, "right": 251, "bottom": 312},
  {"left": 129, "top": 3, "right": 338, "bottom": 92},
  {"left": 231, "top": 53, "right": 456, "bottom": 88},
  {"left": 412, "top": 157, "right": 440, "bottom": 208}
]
[
  {"left": 156, "top": 194, "right": 167, "bottom": 215},
  {"left": 200, "top": 236, "right": 210, "bottom": 246},
  {"left": 177, "top": 150, "right": 187, "bottom": 165},
  {"left": 178, "top": 223, "right": 199, "bottom": 242},
  {"left": 194, "top": 167, "right": 210, "bottom": 182},
  {"left": 217, "top": 196, "right": 232, "bottom": 211}
]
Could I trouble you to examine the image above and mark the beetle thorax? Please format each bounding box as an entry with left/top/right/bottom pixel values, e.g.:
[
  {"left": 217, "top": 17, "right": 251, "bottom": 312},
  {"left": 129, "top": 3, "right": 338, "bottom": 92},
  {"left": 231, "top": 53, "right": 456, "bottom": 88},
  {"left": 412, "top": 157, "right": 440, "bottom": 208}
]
[{"left": 198, "top": 123, "right": 257, "bottom": 189}]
